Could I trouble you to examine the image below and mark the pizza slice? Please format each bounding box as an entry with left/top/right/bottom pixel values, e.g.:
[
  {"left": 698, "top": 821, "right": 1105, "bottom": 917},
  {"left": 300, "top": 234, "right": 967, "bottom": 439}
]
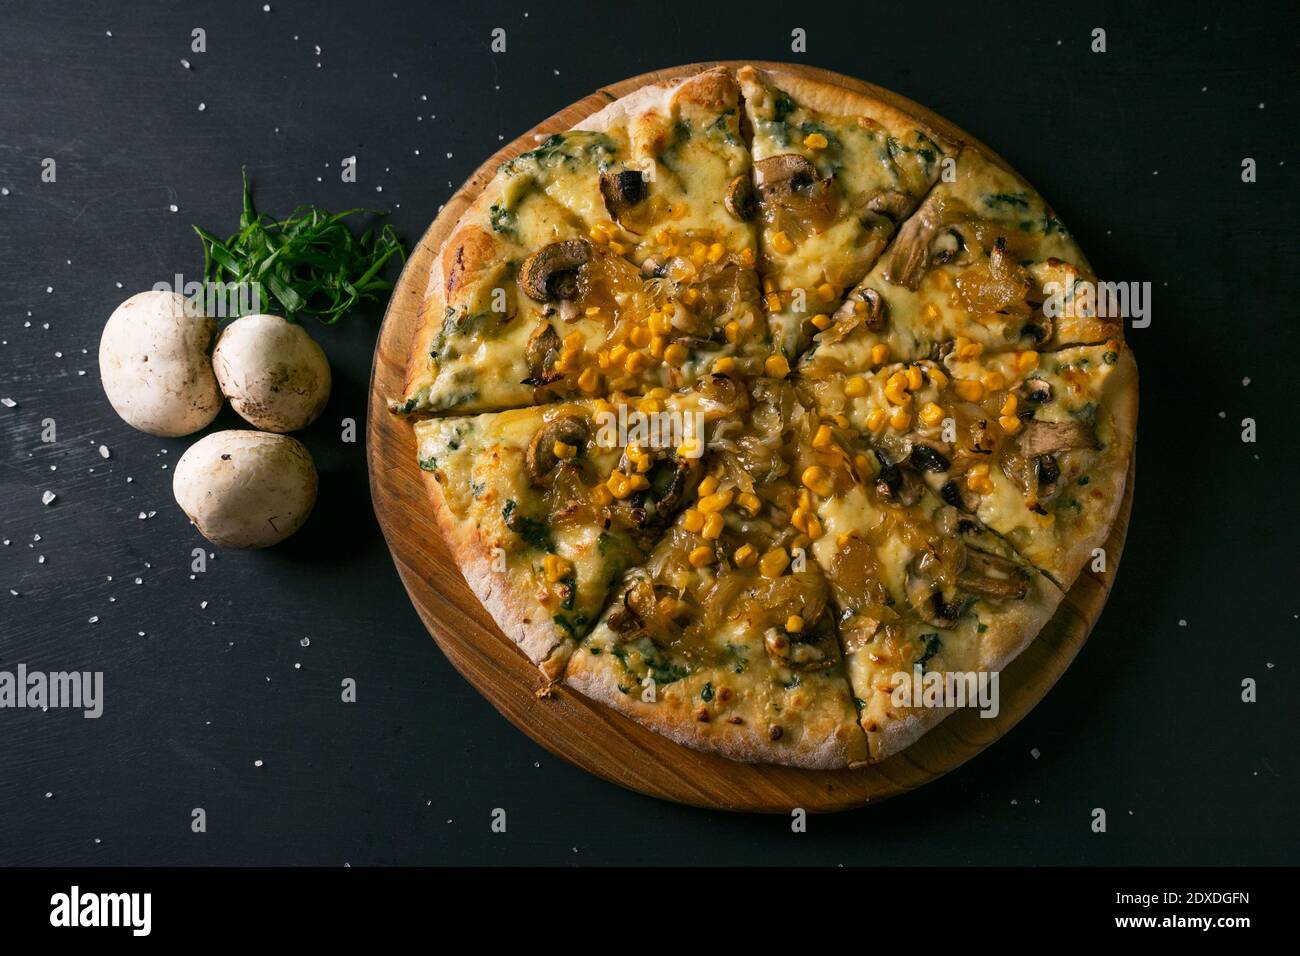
[
  {"left": 801, "top": 341, "right": 1136, "bottom": 587},
  {"left": 737, "top": 65, "right": 951, "bottom": 360},
  {"left": 412, "top": 387, "right": 732, "bottom": 677},
  {"left": 563, "top": 375, "right": 867, "bottom": 767},
  {"left": 800, "top": 145, "right": 1123, "bottom": 378},
  {"left": 398, "top": 68, "right": 770, "bottom": 416},
  {"left": 798, "top": 422, "right": 1065, "bottom": 760}
]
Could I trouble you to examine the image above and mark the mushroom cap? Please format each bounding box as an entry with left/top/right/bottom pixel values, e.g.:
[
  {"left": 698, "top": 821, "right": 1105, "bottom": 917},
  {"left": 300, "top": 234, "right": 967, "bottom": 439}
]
[
  {"left": 525, "top": 413, "right": 591, "bottom": 485},
  {"left": 519, "top": 239, "right": 591, "bottom": 302},
  {"left": 753, "top": 153, "right": 820, "bottom": 193},
  {"left": 98, "top": 290, "right": 222, "bottom": 437},
  {"left": 172, "top": 430, "right": 318, "bottom": 549},
  {"left": 724, "top": 174, "right": 756, "bottom": 221},
  {"left": 212, "top": 313, "right": 331, "bottom": 433}
]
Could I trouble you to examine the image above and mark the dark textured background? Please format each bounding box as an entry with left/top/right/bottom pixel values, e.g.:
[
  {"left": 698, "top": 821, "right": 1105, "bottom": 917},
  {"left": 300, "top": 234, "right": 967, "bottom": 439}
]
[{"left": 0, "top": 0, "right": 1296, "bottom": 866}]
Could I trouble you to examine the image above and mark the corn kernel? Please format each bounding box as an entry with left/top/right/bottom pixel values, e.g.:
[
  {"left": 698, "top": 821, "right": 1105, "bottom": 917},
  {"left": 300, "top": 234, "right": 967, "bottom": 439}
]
[
  {"left": 591, "top": 484, "right": 614, "bottom": 506},
  {"left": 791, "top": 507, "right": 809, "bottom": 533},
  {"left": 698, "top": 489, "right": 735, "bottom": 513},
  {"left": 844, "top": 375, "right": 869, "bottom": 398},
  {"left": 953, "top": 379, "right": 985, "bottom": 401},
  {"left": 810, "top": 313, "right": 832, "bottom": 331},
  {"left": 786, "top": 614, "right": 805, "bottom": 633},
  {"left": 664, "top": 343, "right": 688, "bottom": 367},
  {"left": 817, "top": 282, "right": 836, "bottom": 303},
  {"left": 688, "top": 545, "right": 715, "bottom": 568},
  {"left": 629, "top": 326, "right": 651, "bottom": 348},
  {"left": 1001, "top": 394, "right": 1018, "bottom": 417},
  {"left": 982, "top": 371, "right": 1006, "bottom": 392},
  {"left": 552, "top": 440, "right": 576, "bottom": 461},
  {"left": 801, "top": 466, "right": 834, "bottom": 497},
  {"left": 759, "top": 548, "right": 790, "bottom": 578},
  {"left": 624, "top": 351, "right": 649, "bottom": 374},
  {"left": 805, "top": 515, "right": 823, "bottom": 539},
  {"left": 740, "top": 247, "right": 756, "bottom": 268},
  {"left": 737, "top": 491, "right": 762, "bottom": 515},
  {"left": 543, "top": 554, "right": 572, "bottom": 583},
  {"left": 929, "top": 367, "right": 949, "bottom": 389},
  {"left": 563, "top": 331, "right": 586, "bottom": 349},
  {"left": 884, "top": 384, "right": 911, "bottom": 406},
  {"left": 724, "top": 320, "right": 742, "bottom": 343},
  {"left": 802, "top": 132, "right": 829, "bottom": 150},
  {"left": 682, "top": 508, "right": 705, "bottom": 533},
  {"left": 812, "top": 424, "right": 833, "bottom": 449},
  {"left": 1015, "top": 350, "right": 1039, "bottom": 373},
  {"left": 771, "top": 231, "right": 795, "bottom": 255},
  {"left": 999, "top": 415, "right": 1022, "bottom": 434},
  {"left": 920, "top": 402, "right": 944, "bottom": 427},
  {"left": 765, "top": 354, "right": 790, "bottom": 378},
  {"left": 906, "top": 365, "right": 924, "bottom": 391},
  {"left": 765, "top": 291, "right": 783, "bottom": 311},
  {"left": 870, "top": 343, "right": 890, "bottom": 365},
  {"left": 733, "top": 543, "right": 758, "bottom": 567},
  {"left": 866, "top": 408, "right": 887, "bottom": 432},
  {"left": 648, "top": 335, "right": 666, "bottom": 359},
  {"left": 577, "top": 367, "right": 601, "bottom": 393},
  {"left": 889, "top": 408, "right": 911, "bottom": 431},
  {"left": 682, "top": 286, "right": 701, "bottom": 306},
  {"left": 707, "top": 242, "right": 726, "bottom": 263},
  {"left": 698, "top": 475, "right": 719, "bottom": 496},
  {"left": 712, "top": 356, "right": 737, "bottom": 375},
  {"left": 702, "top": 512, "right": 725, "bottom": 540},
  {"left": 609, "top": 343, "right": 629, "bottom": 365}
]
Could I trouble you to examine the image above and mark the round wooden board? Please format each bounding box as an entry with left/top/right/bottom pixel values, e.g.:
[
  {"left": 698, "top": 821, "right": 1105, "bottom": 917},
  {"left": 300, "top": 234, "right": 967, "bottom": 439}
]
[{"left": 366, "top": 62, "right": 1135, "bottom": 812}]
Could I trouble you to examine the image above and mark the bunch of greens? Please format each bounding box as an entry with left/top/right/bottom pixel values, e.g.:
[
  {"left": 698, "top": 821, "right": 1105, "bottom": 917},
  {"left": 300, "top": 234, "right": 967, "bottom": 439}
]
[{"left": 193, "top": 169, "right": 406, "bottom": 324}]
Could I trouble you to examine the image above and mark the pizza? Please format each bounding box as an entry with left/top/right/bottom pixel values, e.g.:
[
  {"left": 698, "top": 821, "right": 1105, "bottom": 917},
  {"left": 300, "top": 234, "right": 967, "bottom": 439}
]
[{"left": 392, "top": 65, "right": 1137, "bottom": 768}]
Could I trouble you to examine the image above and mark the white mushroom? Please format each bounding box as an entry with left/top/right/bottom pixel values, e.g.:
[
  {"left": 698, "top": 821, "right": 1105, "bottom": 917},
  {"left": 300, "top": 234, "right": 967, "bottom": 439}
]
[
  {"left": 172, "top": 430, "right": 318, "bottom": 548},
  {"left": 98, "top": 290, "right": 222, "bottom": 436},
  {"left": 212, "top": 314, "right": 331, "bottom": 433}
]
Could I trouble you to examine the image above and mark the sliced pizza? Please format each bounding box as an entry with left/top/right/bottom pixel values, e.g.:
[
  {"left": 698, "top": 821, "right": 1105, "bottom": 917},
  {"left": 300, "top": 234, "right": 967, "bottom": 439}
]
[
  {"left": 564, "top": 376, "right": 867, "bottom": 767},
  {"left": 413, "top": 391, "right": 718, "bottom": 678},
  {"left": 801, "top": 342, "right": 1136, "bottom": 586},
  {"left": 737, "top": 65, "right": 951, "bottom": 360},
  {"left": 800, "top": 145, "right": 1122, "bottom": 378},
  {"left": 797, "top": 422, "right": 1064, "bottom": 760},
  {"left": 398, "top": 68, "right": 770, "bottom": 416}
]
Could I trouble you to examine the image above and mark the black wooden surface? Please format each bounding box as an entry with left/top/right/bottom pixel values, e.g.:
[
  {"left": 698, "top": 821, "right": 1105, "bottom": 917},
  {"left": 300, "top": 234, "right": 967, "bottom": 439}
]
[{"left": 0, "top": 0, "right": 1296, "bottom": 866}]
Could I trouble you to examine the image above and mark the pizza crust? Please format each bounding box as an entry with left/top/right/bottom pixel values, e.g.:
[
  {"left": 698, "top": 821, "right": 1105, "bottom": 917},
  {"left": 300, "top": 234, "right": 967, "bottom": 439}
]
[
  {"left": 738, "top": 65, "right": 958, "bottom": 157},
  {"left": 565, "top": 651, "right": 868, "bottom": 769},
  {"left": 1037, "top": 348, "right": 1138, "bottom": 587},
  {"left": 418, "top": 466, "right": 572, "bottom": 680}
]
